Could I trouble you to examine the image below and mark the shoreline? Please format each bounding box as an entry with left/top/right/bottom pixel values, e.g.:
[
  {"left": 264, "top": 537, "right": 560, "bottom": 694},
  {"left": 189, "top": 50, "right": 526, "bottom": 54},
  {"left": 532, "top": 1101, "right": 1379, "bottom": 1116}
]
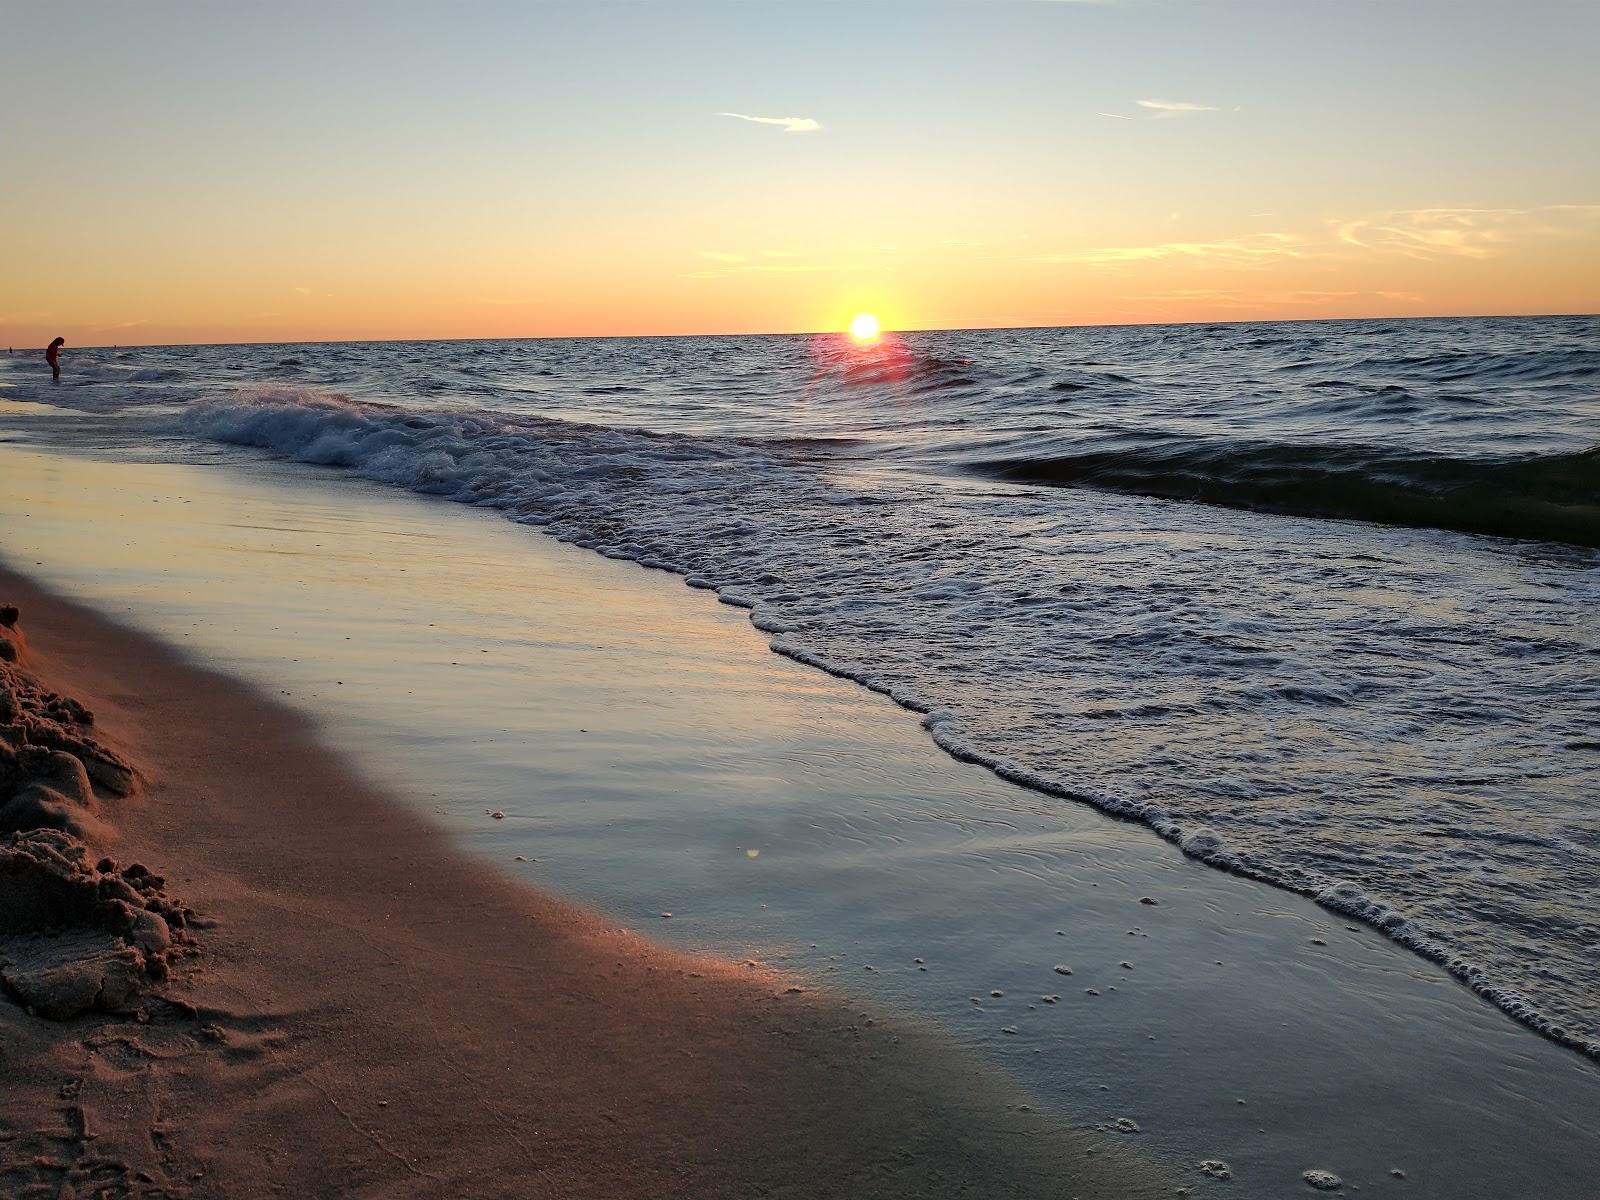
[
  {"left": 0, "top": 566, "right": 1170, "bottom": 1198},
  {"left": 792, "top": 634, "right": 1600, "bottom": 1061}
]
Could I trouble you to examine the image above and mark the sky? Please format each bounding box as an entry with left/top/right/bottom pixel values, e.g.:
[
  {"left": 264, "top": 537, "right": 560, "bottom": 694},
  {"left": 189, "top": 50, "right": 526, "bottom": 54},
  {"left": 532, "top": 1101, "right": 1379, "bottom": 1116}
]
[{"left": 2, "top": 0, "right": 1598, "bottom": 346}]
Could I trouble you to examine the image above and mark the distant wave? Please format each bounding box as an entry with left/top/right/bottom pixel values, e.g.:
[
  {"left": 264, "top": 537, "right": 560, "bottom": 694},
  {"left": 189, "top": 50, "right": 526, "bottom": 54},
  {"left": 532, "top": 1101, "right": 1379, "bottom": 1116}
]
[
  {"left": 1359, "top": 345, "right": 1600, "bottom": 386},
  {"left": 971, "top": 441, "right": 1600, "bottom": 548}
]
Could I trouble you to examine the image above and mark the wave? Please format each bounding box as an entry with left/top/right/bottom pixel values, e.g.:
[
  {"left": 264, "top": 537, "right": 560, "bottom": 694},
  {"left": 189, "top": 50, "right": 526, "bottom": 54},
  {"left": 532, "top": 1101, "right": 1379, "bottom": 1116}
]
[
  {"left": 971, "top": 441, "right": 1600, "bottom": 547},
  {"left": 1358, "top": 345, "right": 1600, "bottom": 386}
]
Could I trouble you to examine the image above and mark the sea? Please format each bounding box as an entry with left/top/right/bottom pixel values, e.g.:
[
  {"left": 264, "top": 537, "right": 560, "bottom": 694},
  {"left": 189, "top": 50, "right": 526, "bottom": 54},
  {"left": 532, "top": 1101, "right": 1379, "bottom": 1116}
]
[{"left": 4, "top": 313, "right": 1598, "bottom": 1059}]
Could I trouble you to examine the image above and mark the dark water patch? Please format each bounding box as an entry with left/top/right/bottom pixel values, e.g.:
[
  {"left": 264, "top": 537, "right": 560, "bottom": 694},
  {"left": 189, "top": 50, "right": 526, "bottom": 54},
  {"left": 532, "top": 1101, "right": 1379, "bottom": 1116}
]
[{"left": 972, "top": 443, "right": 1600, "bottom": 547}]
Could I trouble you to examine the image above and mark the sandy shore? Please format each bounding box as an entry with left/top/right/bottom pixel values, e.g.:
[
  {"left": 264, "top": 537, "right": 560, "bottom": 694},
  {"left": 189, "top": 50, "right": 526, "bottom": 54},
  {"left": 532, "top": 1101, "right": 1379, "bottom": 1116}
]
[{"left": 0, "top": 566, "right": 1170, "bottom": 1199}]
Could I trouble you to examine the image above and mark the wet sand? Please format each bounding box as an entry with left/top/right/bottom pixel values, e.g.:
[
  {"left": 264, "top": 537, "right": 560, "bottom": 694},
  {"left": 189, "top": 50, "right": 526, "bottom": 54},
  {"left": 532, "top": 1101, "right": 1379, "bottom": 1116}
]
[{"left": 0, "top": 568, "right": 1169, "bottom": 1198}]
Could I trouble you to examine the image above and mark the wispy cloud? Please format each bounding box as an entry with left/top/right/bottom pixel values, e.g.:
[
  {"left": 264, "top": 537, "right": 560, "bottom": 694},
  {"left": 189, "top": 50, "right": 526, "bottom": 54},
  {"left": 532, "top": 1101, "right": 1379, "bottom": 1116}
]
[
  {"left": 1097, "top": 99, "right": 1227, "bottom": 122},
  {"left": 1333, "top": 204, "right": 1600, "bottom": 260},
  {"left": 1038, "top": 202, "right": 1599, "bottom": 282},
  {"left": 1136, "top": 98, "right": 1219, "bottom": 118},
  {"left": 699, "top": 251, "right": 748, "bottom": 263},
  {"left": 717, "top": 111, "right": 821, "bottom": 134},
  {"left": 1039, "top": 232, "right": 1308, "bottom": 269},
  {"left": 1128, "top": 288, "right": 1425, "bottom": 309}
]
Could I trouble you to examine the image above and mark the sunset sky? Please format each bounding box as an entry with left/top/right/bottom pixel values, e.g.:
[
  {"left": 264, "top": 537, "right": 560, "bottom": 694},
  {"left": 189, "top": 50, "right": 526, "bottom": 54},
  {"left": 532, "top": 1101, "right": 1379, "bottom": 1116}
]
[{"left": 4, "top": 0, "right": 1597, "bottom": 346}]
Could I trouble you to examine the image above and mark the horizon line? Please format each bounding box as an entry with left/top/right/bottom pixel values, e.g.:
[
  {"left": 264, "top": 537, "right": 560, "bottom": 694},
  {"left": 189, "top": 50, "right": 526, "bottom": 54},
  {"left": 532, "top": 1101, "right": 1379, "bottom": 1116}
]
[{"left": 6, "top": 308, "right": 1597, "bottom": 353}]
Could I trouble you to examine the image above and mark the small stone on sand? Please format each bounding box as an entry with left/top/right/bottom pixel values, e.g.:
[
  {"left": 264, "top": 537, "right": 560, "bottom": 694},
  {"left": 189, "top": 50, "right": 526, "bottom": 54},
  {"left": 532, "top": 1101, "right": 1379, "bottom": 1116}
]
[
  {"left": 1302, "top": 1169, "right": 1342, "bottom": 1190},
  {"left": 490, "top": 811, "right": 505, "bottom": 820},
  {"left": 1139, "top": 897, "right": 1159, "bottom": 905},
  {"left": 1054, "top": 964, "right": 1073, "bottom": 975}
]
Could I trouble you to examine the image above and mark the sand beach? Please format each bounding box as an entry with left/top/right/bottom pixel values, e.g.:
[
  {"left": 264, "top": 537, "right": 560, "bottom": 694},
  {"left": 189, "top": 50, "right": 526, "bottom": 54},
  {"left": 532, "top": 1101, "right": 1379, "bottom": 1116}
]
[{"left": 1, "top": 559, "right": 1176, "bottom": 1198}]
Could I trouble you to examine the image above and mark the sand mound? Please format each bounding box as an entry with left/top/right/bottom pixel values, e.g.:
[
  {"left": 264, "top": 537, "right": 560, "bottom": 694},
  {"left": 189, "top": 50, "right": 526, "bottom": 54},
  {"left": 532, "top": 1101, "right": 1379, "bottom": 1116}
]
[
  {"left": 0, "top": 607, "right": 190, "bottom": 1019},
  {"left": 1, "top": 613, "right": 137, "bottom": 819},
  {"left": 0, "top": 829, "right": 190, "bottom": 1018}
]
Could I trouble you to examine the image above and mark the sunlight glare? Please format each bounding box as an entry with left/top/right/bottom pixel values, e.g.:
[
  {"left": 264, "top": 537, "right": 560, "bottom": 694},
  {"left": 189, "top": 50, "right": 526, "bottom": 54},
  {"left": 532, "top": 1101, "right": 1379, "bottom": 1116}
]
[{"left": 848, "top": 312, "right": 881, "bottom": 343}]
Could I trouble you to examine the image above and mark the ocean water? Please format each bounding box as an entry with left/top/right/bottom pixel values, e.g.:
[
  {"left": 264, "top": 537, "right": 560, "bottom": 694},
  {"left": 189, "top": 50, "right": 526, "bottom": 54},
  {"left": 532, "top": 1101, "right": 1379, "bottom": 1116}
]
[{"left": 5, "top": 314, "right": 1598, "bottom": 1056}]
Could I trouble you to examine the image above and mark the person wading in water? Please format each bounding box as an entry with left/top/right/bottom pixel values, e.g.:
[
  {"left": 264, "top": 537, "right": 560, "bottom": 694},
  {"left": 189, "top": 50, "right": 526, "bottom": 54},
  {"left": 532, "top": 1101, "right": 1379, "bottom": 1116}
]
[{"left": 45, "top": 337, "right": 64, "bottom": 381}]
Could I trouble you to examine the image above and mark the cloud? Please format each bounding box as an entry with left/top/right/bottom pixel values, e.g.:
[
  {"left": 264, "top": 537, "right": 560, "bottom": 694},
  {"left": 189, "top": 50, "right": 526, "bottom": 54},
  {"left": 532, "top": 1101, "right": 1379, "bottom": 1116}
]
[
  {"left": 699, "top": 251, "right": 748, "bottom": 263},
  {"left": 1136, "top": 98, "right": 1219, "bottom": 118},
  {"left": 1096, "top": 111, "right": 1136, "bottom": 121},
  {"left": 1038, "top": 202, "right": 1599, "bottom": 286},
  {"left": 1333, "top": 205, "right": 1600, "bottom": 260},
  {"left": 717, "top": 112, "right": 821, "bottom": 134},
  {"left": 1124, "top": 288, "right": 1428, "bottom": 311},
  {"left": 1039, "top": 232, "right": 1309, "bottom": 269}
]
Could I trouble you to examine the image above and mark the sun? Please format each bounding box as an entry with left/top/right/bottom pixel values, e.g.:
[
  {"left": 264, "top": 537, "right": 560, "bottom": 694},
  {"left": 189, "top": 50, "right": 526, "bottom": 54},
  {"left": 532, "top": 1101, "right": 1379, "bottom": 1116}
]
[{"left": 847, "top": 312, "right": 881, "bottom": 343}]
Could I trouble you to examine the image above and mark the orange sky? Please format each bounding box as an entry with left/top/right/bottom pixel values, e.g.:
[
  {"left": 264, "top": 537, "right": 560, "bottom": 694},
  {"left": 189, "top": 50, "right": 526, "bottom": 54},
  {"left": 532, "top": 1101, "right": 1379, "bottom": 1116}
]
[{"left": 3, "top": 2, "right": 1597, "bottom": 347}]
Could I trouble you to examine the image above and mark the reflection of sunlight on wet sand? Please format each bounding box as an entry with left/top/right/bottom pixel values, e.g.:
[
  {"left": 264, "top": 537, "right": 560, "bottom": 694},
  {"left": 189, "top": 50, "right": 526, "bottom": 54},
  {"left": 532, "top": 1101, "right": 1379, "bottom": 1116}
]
[
  {"left": 0, "top": 446, "right": 855, "bottom": 797},
  {"left": 0, "top": 398, "right": 64, "bottom": 415}
]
